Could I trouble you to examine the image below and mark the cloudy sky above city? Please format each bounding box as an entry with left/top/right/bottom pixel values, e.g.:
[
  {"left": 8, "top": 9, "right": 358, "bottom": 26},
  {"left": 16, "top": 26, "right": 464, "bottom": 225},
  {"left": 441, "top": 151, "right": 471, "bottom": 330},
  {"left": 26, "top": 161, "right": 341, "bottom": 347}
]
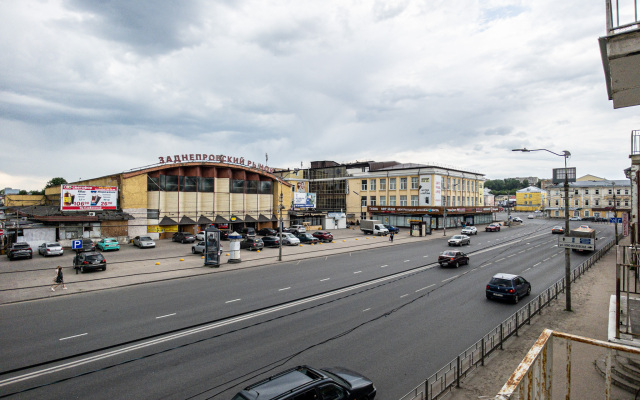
[{"left": 1, "top": 0, "right": 637, "bottom": 191}]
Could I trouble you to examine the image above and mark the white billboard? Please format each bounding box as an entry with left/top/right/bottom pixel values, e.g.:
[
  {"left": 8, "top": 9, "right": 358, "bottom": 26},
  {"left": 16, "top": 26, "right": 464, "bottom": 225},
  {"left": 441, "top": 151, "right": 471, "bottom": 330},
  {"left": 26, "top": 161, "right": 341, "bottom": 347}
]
[
  {"left": 433, "top": 175, "right": 442, "bottom": 206},
  {"left": 60, "top": 185, "right": 118, "bottom": 211},
  {"left": 294, "top": 192, "right": 316, "bottom": 208},
  {"left": 419, "top": 176, "right": 431, "bottom": 206}
]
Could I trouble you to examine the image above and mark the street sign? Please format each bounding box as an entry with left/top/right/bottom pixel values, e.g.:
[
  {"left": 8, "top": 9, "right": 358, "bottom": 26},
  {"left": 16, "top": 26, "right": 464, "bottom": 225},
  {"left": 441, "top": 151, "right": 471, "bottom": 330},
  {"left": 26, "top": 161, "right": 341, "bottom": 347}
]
[
  {"left": 610, "top": 218, "right": 622, "bottom": 223},
  {"left": 0, "top": 229, "right": 4, "bottom": 236},
  {"left": 558, "top": 236, "right": 595, "bottom": 251},
  {"left": 72, "top": 239, "right": 83, "bottom": 250}
]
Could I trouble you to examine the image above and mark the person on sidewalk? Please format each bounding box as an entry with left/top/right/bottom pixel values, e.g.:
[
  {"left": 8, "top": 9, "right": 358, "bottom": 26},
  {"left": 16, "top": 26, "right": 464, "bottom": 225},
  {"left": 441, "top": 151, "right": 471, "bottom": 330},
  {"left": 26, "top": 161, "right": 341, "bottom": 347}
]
[
  {"left": 389, "top": 232, "right": 394, "bottom": 242},
  {"left": 51, "top": 266, "right": 67, "bottom": 291}
]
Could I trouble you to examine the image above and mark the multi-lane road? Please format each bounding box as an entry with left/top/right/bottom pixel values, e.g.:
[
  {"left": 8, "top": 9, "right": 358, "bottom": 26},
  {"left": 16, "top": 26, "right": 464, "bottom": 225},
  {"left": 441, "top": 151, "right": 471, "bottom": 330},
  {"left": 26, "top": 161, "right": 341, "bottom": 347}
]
[{"left": 0, "top": 217, "right": 615, "bottom": 399}]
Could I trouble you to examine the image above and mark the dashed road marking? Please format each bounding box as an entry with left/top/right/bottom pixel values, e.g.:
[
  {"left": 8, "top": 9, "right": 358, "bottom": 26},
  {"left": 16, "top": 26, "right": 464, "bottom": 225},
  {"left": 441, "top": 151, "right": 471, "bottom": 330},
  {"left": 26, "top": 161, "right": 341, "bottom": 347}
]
[
  {"left": 363, "top": 308, "right": 371, "bottom": 312},
  {"left": 156, "top": 313, "right": 177, "bottom": 319},
  {"left": 442, "top": 275, "right": 459, "bottom": 282},
  {"left": 279, "top": 287, "right": 291, "bottom": 291},
  {"left": 354, "top": 271, "right": 362, "bottom": 274},
  {"left": 380, "top": 265, "right": 388, "bottom": 268},
  {"left": 320, "top": 278, "right": 330, "bottom": 282},
  {"left": 416, "top": 284, "right": 435, "bottom": 292},
  {"left": 60, "top": 333, "right": 88, "bottom": 341}
]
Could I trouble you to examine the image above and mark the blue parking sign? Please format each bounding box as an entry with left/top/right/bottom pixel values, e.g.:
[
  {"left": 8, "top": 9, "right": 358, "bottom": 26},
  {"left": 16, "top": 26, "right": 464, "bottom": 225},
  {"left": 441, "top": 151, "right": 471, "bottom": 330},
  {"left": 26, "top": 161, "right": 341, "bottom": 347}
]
[{"left": 72, "top": 239, "right": 83, "bottom": 250}]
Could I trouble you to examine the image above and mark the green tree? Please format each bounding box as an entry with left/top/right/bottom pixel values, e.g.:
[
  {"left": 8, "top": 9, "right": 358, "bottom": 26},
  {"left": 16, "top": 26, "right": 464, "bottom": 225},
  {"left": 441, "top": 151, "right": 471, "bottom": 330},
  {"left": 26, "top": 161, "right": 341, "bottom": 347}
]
[
  {"left": 29, "top": 190, "right": 45, "bottom": 195},
  {"left": 45, "top": 177, "right": 67, "bottom": 189},
  {"left": 18, "top": 190, "right": 28, "bottom": 195}
]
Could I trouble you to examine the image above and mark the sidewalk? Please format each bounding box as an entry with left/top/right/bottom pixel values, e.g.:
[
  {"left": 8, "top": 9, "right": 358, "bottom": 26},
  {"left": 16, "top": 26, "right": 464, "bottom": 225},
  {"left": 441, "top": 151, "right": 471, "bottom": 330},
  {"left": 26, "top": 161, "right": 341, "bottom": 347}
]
[{"left": 446, "top": 237, "right": 635, "bottom": 399}]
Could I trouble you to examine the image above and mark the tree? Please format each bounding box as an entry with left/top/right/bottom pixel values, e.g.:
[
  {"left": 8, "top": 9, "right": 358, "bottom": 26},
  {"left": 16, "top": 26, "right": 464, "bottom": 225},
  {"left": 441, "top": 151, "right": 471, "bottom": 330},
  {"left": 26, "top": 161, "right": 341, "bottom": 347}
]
[
  {"left": 29, "top": 190, "right": 45, "bottom": 195},
  {"left": 45, "top": 177, "right": 67, "bottom": 189},
  {"left": 18, "top": 190, "right": 28, "bottom": 195}
]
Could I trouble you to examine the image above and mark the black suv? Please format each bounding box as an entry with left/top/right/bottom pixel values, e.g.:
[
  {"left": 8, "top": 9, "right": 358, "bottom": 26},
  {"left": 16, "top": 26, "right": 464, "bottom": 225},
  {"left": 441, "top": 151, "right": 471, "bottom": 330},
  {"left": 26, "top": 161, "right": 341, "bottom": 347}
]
[
  {"left": 172, "top": 232, "right": 196, "bottom": 243},
  {"left": 7, "top": 242, "right": 33, "bottom": 260},
  {"left": 241, "top": 227, "right": 257, "bottom": 238},
  {"left": 257, "top": 228, "right": 278, "bottom": 236},
  {"left": 73, "top": 251, "right": 107, "bottom": 273},
  {"left": 232, "top": 365, "right": 376, "bottom": 400}
]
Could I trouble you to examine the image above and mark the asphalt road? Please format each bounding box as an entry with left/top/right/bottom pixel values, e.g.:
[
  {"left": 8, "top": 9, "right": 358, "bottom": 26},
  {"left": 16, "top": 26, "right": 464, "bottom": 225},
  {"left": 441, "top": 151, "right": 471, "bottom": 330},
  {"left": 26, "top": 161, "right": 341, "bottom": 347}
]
[{"left": 0, "top": 218, "right": 615, "bottom": 399}]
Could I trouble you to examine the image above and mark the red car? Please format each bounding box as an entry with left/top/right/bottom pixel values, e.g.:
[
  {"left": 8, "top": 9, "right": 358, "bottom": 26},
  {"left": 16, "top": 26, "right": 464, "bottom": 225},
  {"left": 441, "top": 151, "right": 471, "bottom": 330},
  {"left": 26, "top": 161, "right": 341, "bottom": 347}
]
[
  {"left": 485, "top": 223, "right": 501, "bottom": 232},
  {"left": 312, "top": 231, "right": 334, "bottom": 242},
  {"left": 438, "top": 250, "right": 469, "bottom": 268}
]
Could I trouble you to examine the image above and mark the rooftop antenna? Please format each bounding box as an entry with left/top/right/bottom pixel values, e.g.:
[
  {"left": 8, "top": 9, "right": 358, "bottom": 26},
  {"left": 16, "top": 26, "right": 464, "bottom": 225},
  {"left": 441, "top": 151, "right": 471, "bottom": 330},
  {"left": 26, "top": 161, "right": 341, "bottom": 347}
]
[{"left": 265, "top": 153, "right": 268, "bottom": 165}]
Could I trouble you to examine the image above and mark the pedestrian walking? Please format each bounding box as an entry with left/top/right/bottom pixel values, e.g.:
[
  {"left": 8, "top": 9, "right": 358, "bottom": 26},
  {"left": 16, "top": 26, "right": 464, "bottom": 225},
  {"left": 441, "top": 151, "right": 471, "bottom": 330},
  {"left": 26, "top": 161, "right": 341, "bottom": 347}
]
[
  {"left": 389, "top": 232, "right": 394, "bottom": 242},
  {"left": 51, "top": 266, "right": 67, "bottom": 291}
]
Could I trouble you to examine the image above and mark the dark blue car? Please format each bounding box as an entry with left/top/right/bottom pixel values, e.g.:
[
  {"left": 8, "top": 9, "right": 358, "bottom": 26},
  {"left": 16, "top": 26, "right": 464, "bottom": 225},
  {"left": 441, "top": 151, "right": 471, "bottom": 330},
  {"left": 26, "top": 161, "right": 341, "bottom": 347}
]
[
  {"left": 384, "top": 224, "right": 399, "bottom": 233},
  {"left": 486, "top": 273, "right": 531, "bottom": 304}
]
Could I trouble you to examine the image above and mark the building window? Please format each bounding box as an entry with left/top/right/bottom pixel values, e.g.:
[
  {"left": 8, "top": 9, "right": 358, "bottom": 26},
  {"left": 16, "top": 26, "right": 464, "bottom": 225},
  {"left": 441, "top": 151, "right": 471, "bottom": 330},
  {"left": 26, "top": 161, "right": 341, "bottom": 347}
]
[
  {"left": 199, "top": 177, "right": 215, "bottom": 192},
  {"left": 380, "top": 179, "right": 386, "bottom": 190},
  {"left": 389, "top": 196, "right": 396, "bottom": 206},
  {"left": 361, "top": 180, "right": 367, "bottom": 191},
  {"left": 457, "top": 196, "right": 461, "bottom": 206},
  {"left": 390, "top": 178, "right": 396, "bottom": 190},
  {"left": 555, "top": 200, "right": 559, "bottom": 206},
  {"left": 608, "top": 189, "right": 613, "bottom": 195},
  {"left": 617, "top": 200, "right": 621, "bottom": 207},
  {"left": 625, "top": 200, "right": 629, "bottom": 206},
  {"left": 574, "top": 199, "right": 579, "bottom": 206},
  {"left": 400, "top": 178, "right": 407, "bottom": 190},
  {"left": 424, "top": 195, "right": 430, "bottom": 205},
  {"left": 617, "top": 189, "right": 621, "bottom": 195},
  {"left": 400, "top": 195, "right": 407, "bottom": 206},
  {"left": 585, "top": 189, "right": 589, "bottom": 194},
  {"left": 370, "top": 179, "right": 376, "bottom": 191},
  {"left": 574, "top": 190, "right": 579, "bottom": 195},
  {"left": 609, "top": 200, "right": 613, "bottom": 206},
  {"left": 625, "top": 189, "right": 629, "bottom": 195},
  {"left": 411, "top": 177, "right": 419, "bottom": 190},
  {"left": 584, "top": 210, "right": 590, "bottom": 217},
  {"left": 231, "top": 180, "right": 244, "bottom": 193},
  {"left": 411, "top": 195, "right": 418, "bottom": 206},
  {"left": 380, "top": 196, "right": 386, "bottom": 206},
  {"left": 595, "top": 189, "right": 600, "bottom": 195},
  {"left": 361, "top": 196, "right": 367, "bottom": 206},
  {"left": 370, "top": 196, "right": 376, "bottom": 206},
  {"left": 147, "top": 176, "right": 160, "bottom": 191},
  {"left": 555, "top": 211, "right": 560, "bottom": 217},
  {"left": 165, "top": 175, "right": 179, "bottom": 192},
  {"left": 585, "top": 199, "right": 589, "bottom": 206},
  {"left": 259, "top": 181, "right": 272, "bottom": 195},
  {"left": 595, "top": 199, "right": 599, "bottom": 206}
]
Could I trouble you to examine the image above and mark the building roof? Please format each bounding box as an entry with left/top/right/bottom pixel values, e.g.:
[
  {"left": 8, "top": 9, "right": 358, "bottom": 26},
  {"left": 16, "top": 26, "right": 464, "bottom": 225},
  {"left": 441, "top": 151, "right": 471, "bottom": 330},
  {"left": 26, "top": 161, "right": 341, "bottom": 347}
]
[
  {"left": 11, "top": 205, "right": 133, "bottom": 222},
  {"left": 549, "top": 179, "right": 630, "bottom": 189},
  {"left": 517, "top": 186, "right": 546, "bottom": 193}
]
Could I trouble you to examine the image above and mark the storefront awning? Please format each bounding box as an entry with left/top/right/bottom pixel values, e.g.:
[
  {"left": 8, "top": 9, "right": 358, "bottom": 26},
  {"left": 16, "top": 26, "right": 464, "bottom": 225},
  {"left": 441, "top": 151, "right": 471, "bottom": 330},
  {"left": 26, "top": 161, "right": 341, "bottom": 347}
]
[
  {"left": 179, "top": 216, "right": 197, "bottom": 225},
  {"left": 159, "top": 216, "right": 178, "bottom": 226},
  {"left": 271, "top": 214, "right": 278, "bottom": 221},
  {"left": 214, "top": 215, "right": 229, "bottom": 224},
  {"left": 244, "top": 214, "right": 257, "bottom": 223},
  {"left": 258, "top": 214, "right": 271, "bottom": 222},
  {"left": 197, "top": 215, "right": 213, "bottom": 224}
]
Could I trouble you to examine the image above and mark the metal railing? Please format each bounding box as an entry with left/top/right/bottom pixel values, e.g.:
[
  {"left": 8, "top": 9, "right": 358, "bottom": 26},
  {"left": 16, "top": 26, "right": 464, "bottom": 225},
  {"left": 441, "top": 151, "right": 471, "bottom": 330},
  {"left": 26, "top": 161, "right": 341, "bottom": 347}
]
[
  {"left": 607, "top": 0, "right": 640, "bottom": 35},
  {"left": 632, "top": 130, "right": 640, "bottom": 156},
  {"left": 399, "top": 237, "right": 617, "bottom": 400}
]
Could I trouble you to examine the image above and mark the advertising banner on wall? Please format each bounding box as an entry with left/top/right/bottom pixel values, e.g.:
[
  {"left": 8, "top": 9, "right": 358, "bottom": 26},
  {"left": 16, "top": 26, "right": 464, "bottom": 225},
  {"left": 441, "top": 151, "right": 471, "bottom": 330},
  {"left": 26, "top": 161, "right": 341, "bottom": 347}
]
[
  {"left": 60, "top": 185, "right": 118, "bottom": 211},
  {"left": 294, "top": 193, "right": 317, "bottom": 208},
  {"left": 433, "top": 175, "right": 442, "bottom": 206},
  {"left": 419, "top": 176, "right": 431, "bottom": 206}
]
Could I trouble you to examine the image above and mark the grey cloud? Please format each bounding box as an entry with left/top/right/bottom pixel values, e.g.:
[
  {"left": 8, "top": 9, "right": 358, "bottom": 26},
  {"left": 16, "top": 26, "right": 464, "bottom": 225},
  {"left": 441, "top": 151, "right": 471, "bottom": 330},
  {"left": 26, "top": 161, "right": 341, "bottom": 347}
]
[{"left": 484, "top": 126, "right": 513, "bottom": 136}]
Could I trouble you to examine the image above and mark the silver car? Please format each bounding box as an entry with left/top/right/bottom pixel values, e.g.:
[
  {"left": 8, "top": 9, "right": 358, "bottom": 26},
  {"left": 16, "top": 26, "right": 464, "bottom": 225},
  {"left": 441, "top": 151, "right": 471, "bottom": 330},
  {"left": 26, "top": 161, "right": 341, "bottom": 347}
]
[
  {"left": 38, "top": 242, "right": 64, "bottom": 257},
  {"left": 448, "top": 234, "right": 471, "bottom": 246},
  {"left": 192, "top": 241, "right": 206, "bottom": 254},
  {"left": 281, "top": 232, "right": 301, "bottom": 246},
  {"left": 133, "top": 236, "right": 156, "bottom": 249}
]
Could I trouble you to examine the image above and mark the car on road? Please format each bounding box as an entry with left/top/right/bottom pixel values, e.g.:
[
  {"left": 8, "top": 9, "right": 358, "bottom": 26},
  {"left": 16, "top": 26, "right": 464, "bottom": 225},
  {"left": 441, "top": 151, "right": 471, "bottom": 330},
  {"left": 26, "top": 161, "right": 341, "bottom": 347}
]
[
  {"left": 485, "top": 223, "right": 501, "bottom": 232},
  {"left": 172, "top": 232, "right": 196, "bottom": 243},
  {"left": 486, "top": 273, "right": 531, "bottom": 304},
  {"left": 133, "top": 236, "right": 156, "bottom": 248},
  {"left": 448, "top": 234, "right": 470, "bottom": 246},
  {"left": 261, "top": 236, "right": 281, "bottom": 248},
  {"left": 438, "top": 250, "right": 469, "bottom": 268},
  {"left": 281, "top": 232, "right": 300, "bottom": 246},
  {"left": 551, "top": 226, "right": 565, "bottom": 234},
  {"left": 38, "top": 242, "right": 64, "bottom": 257},
  {"left": 296, "top": 232, "right": 320, "bottom": 244},
  {"left": 512, "top": 217, "right": 523, "bottom": 223},
  {"left": 231, "top": 365, "right": 376, "bottom": 400},
  {"left": 7, "top": 242, "right": 33, "bottom": 260},
  {"left": 569, "top": 216, "right": 582, "bottom": 221},
  {"left": 73, "top": 251, "right": 107, "bottom": 273},
  {"left": 312, "top": 231, "right": 334, "bottom": 242},
  {"left": 240, "top": 237, "right": 264, "bottom": 251},
  {"left": 257, "top": 228, "right": 278, "bottom": 236},
  {"left": 96, "top": 238, "right": 120, "bottom": 251},
  {"left": 384, "top": 224, "right": 400, "bottom": 234},
  {"left": 461, "top": 226, "right": 477, "bottom": 235},
  {"left": 192, "top": 241, "right": 206, "bottom": 254},
  {"left": 527, "top": 215, "right": 534, "bottom": 219},
  {"left": 579, "top": 224, "right": 591, "bottom": 229}
]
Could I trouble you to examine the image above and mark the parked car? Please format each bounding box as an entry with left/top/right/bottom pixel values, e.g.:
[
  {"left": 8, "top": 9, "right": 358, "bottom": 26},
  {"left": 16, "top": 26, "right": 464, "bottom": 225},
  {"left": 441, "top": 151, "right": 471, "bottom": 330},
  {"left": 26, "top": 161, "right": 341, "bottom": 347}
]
[
  {"left": 38, "top": 242, "right": 64, "bottom": 257},
  {"left": 133, "top": 236, "right": 156, "bottom": 248},
  {"left": 195, "top": 231, "right": 206, "bottom": 241},
  {"left": 220, "top": 230, "right": 230, "bottom": 241},
  {"left": 486, "top": 273, "right": 531, "bottom": 304},
  {"left": 438, "top": 250, "right": 469, "bottom": 268},
  {"left": 192, "top": 241, "right": 206, "bottom": 254},
  {"left": 73, "top": 251, "right": 107, "bottom": 273},
  {"left": 384, "top": 224, "right": 400, "bottom": 234},
  {"left": 7, "top": 242, "right": 33, "bottom": 260},
  {"left": 512, "top": 217, "right": 523, "bottom": 223},
  {"left": 296, "top": 232, "right": 319, "bottom": 244},
  {"left": 569, "top": 216, "right": 582, "bottom": 221},
  {"left": 231, "top": 365, "right": 376, "bottom": 400},
  {"left": 240, "top": 237, "right": 264, "bottom": 251},
  {"left": 485, "top": 223, "right": 501, "bottom": 232},
  {"left": 96, "top": 238, "right": 120, "bottom": 251},
  {"left": 448, "top": 234, "right": 470, "bottom": 246},
  {"left": 461, "top": 226, "right": 477, "bottom": 235},
  {"left": 290, "top": 224, "right": 307, "bottom": 234},
  {"left": 582, "top": 216, "right": 595, "bottom": 222},
  {"left": 527, "top": 215, "right": 534, "bottom": 219},
  {"left": 281, "top": 232, "right": 300, "bottom": 246},
  {"left": 75, "top": 239, "right": 96, "bottom": 253},
  {"left": 594, "top": 217, "right": 608, "bottom": 222},
  {"left": 551, "top": 226, "right": 565, "bottom": 234},
  {"left": 172, "top": 232, "right": 196, "bottom": 243},
  {"left": 257, "top": 228, "right": 278, "bottom": 236},
  {"left": 312, "top": 231, "right": 334, "bottom": 242},
  {"left": 261, "top": 236, "right": 281, "bottom": 248},
  {"left": 241, "top": 227, "right": 256, "bottom": 238}
]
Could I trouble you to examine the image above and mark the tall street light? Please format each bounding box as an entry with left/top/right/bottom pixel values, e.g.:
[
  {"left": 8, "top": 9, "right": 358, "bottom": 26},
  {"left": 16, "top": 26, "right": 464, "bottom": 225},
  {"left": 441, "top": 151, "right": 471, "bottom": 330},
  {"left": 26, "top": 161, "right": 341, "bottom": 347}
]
[
  {"left": 512, "top": 147, "right": 573, "bottom": 312},
  {"left": 278, "top": 169, "right": 299, "bottom": 262},
  {"left": 443, "top": 182, "right": 460, "bottom": 236}
]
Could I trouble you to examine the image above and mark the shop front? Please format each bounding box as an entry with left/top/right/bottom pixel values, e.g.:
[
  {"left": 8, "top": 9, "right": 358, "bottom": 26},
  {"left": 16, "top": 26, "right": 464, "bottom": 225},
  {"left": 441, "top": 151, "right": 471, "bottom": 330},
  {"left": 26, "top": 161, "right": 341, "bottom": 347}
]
[{"left": 368, "top": 205, "right": 498, "bottom": 230}]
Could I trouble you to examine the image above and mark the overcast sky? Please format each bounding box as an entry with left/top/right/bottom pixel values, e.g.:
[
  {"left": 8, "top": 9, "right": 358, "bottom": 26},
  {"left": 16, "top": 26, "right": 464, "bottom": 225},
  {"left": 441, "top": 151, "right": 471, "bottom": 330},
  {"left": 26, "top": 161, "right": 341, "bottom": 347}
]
[{"left": 1, "top": 0, "right": 637, "bottom": 192}]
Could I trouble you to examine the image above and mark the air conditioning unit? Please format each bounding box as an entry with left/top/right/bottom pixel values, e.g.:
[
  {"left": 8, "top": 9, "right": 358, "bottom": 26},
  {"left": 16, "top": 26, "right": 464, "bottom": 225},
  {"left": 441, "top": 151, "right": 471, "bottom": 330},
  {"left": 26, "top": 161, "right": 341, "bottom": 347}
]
[{"left": 88, "top": 212, "right": 96, "bottom": 216}]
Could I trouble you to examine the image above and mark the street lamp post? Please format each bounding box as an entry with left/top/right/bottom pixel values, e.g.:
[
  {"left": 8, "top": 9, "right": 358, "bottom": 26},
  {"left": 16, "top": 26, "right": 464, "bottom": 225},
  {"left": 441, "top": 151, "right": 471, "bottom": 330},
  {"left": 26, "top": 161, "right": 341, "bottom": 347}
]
[
  {"left": 443, "top": 182, "right": 460, "bottom": 236},
  {"left": 513, "top": 148, "right": 573, "bottom": 312},
  {"left": 278, "top": 169, "right": 299, "bottom": 262},
  {"left": 612, "top": 182, "right": 619, "bottom": 245}
]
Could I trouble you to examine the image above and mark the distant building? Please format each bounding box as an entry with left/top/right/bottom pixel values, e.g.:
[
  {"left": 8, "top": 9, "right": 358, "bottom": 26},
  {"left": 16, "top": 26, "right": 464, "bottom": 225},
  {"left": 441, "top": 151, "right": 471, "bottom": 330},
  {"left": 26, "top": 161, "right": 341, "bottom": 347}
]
[
  {"left": 546, "top": 179, "right": 630, "bottom": 219},
  {"left": 515, "top": 186, "right": 547, "bottom": 212},
  {"left": 483, "top": 188, "right": 495, "bottom": 206}
]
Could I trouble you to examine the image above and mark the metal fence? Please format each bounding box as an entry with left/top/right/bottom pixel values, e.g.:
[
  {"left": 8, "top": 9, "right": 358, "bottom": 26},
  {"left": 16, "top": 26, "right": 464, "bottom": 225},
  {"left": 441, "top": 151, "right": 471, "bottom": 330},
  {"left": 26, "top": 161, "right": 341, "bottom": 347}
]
[
  {"left": 399, "top": 237, "right": 618, "bottom": 400},
  {"left": 607, "top": 0, "right": 640, "bottom": 34}
]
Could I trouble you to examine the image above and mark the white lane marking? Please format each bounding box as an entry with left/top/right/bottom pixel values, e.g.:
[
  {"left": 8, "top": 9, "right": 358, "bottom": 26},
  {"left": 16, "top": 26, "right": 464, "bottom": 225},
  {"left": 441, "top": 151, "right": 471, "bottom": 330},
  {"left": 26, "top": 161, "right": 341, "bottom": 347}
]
[
  {"left": 423, "top": 255, "right": 429, "bottom": 258},
  {"left": 484, "top": 262, "right": 492, "bottom": 266},
  {"left": 320, "top": 278, "right": 330, "bottom": 282},
  {"left": 225, "top": 299, "right": 241, "bottom": 304},
  {"left": 507, "top": 254, "right": 515, "bottom": 258},
  {"left": 404, "top": 260, "right": 410, "bottom": 262},
  {"left": 523, "top": 268, "right": 531, "bottom": 272},
  {"left": 496, "top": 258, "right": 505, "bottom": 262},
  {"left": 380, "top": 265, "right": 388, "bottom": 268},
  {"left": 354, "top": 271, "right": 362, "bottom": 274},
  {"left": 400, "top": 294, "right": 409, "bottom": 298},
  {"left": 533, "top": 262, "right": 541, "bottom": 267},
  {"left": 155, "top": 313, "right": 177, "bottom": 319},
  {"left": 416, "top": 284, "right": 435, "bottom": 292},
  {"left": 442, "top": 275, "right": 459, "bottom": 282},
  {"left": 362, "top": 308, "right": 371, "bottom": 312},
  {"left": 543, "top": 258, "right": 550, "bottom": 262},
  {"left": 518, "top": 250, "right": 526, "bottom": 254},
  {"left": 279, "top": 287, "right": 291, "bottom": 291},
  {"left": 551, "top": 254, "right": 558, "bottom": 258},
  {"left": 470, "top": 268, "right": 477, "bottom": 272},
  {"left": 59, "top": 333, "right": 88, "bottom": 341}
]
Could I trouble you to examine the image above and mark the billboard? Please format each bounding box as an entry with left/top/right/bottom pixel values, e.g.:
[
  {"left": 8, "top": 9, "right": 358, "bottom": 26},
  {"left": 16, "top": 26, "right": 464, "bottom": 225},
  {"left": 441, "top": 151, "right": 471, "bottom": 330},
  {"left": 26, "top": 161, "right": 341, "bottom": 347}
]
[
  {"left": 418, "top": 176, "right": 431, "bottom": 206},
  {"left": 61, "top": 185, "right": 118, "bottom": 211},
  {"left": 433, "top": 175, "right": 442, "bottom": 206},
  {"left": 294, "top": 192, "right": 316, "bottom": 208}
]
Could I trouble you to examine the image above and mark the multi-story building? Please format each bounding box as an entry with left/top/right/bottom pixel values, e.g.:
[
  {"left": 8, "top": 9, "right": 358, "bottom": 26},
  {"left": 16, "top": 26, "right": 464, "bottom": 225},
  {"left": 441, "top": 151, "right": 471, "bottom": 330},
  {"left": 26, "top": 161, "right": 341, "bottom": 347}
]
[
  {"left": 515, "top": 186, "right": 547, "bottom": 212},
  {"left": 545, "top": 177, "right": 631, "bottom": 220}
]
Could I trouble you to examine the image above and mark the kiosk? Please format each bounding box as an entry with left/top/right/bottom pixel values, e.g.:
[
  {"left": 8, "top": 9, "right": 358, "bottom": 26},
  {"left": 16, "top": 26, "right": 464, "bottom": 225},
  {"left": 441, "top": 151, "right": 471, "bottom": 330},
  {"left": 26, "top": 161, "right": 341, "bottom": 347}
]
[
  {"left": 228, "top": 231, "right": 242, "bottom": 263},
  {"left": 204, "top": 226, "right": 222, "bottom": 267}
]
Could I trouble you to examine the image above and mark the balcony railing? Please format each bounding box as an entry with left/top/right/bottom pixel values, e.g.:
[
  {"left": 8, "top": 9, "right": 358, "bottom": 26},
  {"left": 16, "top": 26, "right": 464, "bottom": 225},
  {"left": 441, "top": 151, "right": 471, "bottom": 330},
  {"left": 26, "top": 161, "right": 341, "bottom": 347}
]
[
  {"left": 632, "top": 130, "right": 640, "bottom": 156},
  {"left": 607, "top": 0, "right": 639, "bottom": 35}
]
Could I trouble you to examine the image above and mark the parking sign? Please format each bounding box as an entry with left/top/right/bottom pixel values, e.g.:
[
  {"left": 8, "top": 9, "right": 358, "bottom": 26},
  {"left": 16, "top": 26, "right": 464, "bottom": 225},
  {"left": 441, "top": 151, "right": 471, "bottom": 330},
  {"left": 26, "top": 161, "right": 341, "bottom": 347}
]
[{"left": 72, "top": 239, "right": 83, "bottom": 250}]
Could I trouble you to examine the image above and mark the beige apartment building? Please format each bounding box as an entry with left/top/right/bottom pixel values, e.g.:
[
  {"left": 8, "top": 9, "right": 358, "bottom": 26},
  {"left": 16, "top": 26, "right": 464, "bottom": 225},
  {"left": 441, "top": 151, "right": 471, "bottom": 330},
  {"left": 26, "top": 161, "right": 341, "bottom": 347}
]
[{"left": 545, "top": 176, "right": 630, "bottom": 220}]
